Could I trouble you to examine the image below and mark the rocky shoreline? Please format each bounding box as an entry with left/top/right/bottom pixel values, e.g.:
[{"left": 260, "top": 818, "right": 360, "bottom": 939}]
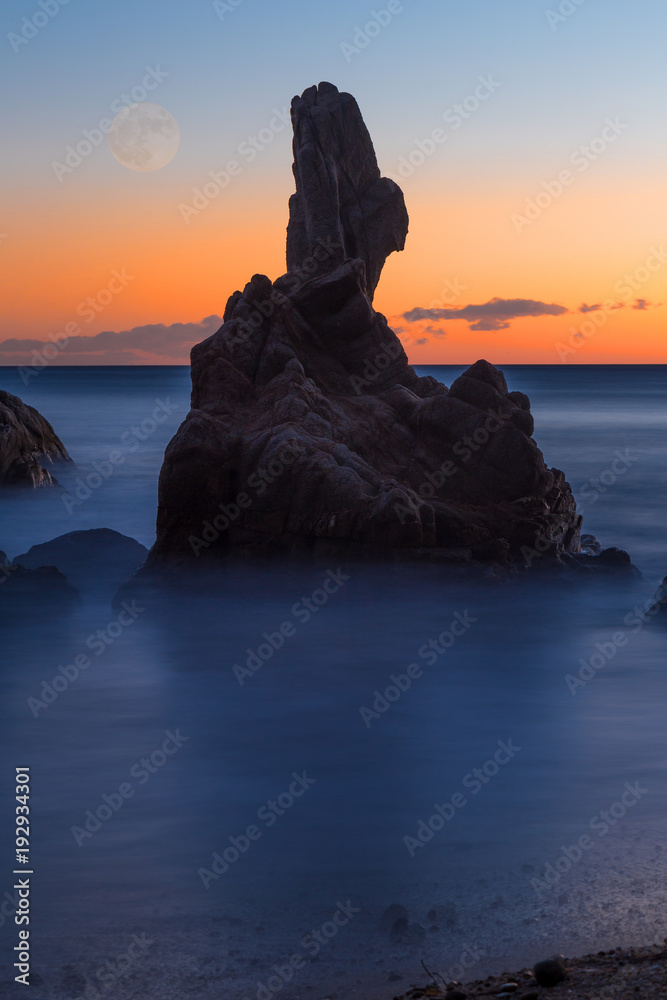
[
  {"left": 0, "top": 388, "right": 70, "bottom": 486},
  {"left": 394, "top": 941, "right": 667, "bottom": 999}
]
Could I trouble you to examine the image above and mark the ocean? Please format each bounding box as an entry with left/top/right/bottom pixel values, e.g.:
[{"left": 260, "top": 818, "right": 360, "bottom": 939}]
[{"left": 1, "top": 364, "right": 666, "bottom": 999}]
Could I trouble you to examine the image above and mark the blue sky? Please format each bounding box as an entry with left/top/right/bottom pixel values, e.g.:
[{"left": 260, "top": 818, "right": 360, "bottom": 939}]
[{"left": 2, "top": 0, "right": 666, "bottom": 363}]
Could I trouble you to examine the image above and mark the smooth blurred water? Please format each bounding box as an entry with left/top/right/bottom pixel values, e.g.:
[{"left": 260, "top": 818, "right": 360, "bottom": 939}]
[{"left": 0, "top": 365, "right": 666, "bottom": 999}]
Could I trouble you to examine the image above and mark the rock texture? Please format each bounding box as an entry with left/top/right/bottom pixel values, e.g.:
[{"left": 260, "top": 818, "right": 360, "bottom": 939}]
[
  {"left": 146, "top": 83, "right": 584, "bottom": 571},
  {"left": 286, "top": 81, "right": 409, "bottom": 302},
  {"left": 0, "top": 390, "right": 70, "bottom": 486}
]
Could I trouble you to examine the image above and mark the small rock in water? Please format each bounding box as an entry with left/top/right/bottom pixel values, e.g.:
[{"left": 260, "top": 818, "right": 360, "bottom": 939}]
[
  {"left": 427, "top": 902, "right": 458, "bottom": 926},
  {"left": 597, "top": 546, "right": 633, "bottom": 568},
  {"left": 390, "top": 917, "right": 426, "bottom": 946},
  {"left": 379, "top": 903, "right": 409, "bottom": 930},
  {"left": 13, "top": 527, "right": 148, "bottom": 598},
  {"left": 498, "top": 985, "right": 518, "bottom": 993},
  {"left": 580, "top": 533, "right": 601, "bottom": 554},
  {"left": 533, "top": 956, "right": 566, "bottom": 987}
]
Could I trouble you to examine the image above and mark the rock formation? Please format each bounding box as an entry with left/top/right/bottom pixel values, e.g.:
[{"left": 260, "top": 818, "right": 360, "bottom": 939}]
[
  {"left": 146, "top": 82, "right": 587, "bottom": 571},
  {"left": 0, "top": 390, "right": 70, "bottom": 486},
  {"left": 286, "top": 82, "right": 409, "bottom": 302},
  {"left": 0, "top": 549, "right": 79, "bottom": 617},
  {"left": 13, "top": 529, "right": 148, "bottom": 599}
]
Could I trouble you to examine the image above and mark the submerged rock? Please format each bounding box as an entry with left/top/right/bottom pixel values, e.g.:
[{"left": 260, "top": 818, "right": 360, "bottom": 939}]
[
  {"left": 0, "top": 389, "right": 70, "bottom": 487},
  {"left": 145, "top": 83, "right": 587, "bottom": 572},
  {"left": 13, "top": 528, "right": 148, "bottom": 598},
  {"left": 378, "top": 904, "right": 409, "bottom": 931},
  {"left": 0, "top": 562, "right": 79, "bottom": 618},
  {"left": 390, "top": 917, "right": 426, "bottom": 948},
  {"left": 650, "top": 575, "right": 667, "bottom": 617}
]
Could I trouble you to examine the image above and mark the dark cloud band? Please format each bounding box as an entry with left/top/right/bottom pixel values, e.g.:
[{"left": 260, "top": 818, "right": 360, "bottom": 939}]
[{"left": 403, "top": 297, "right": 568, "bottom": 332}]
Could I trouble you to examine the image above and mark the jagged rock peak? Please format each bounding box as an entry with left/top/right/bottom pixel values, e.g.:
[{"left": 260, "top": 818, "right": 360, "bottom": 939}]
[
  {"left": 286, "top": 82, "right": 408, "bottom": 302},
  {"left": 142, "top": 84, "right": 585, "bottom": 573}
]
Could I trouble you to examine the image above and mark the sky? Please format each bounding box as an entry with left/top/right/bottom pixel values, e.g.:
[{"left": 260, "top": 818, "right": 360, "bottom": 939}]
[{"left": 1, "top": 0, "right": 665, "bottom": 365}]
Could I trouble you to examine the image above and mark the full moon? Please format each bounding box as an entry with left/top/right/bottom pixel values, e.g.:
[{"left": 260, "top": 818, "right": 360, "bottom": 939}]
[{"left": 108, "top": 102, "right": 180, "bottom": 172}]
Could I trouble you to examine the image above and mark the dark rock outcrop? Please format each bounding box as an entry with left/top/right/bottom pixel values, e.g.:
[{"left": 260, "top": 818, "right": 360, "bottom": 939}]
[
  {"left": 0, "top": 553, "right": 79, "bottom": 618},
  {"left": 145, "top": 83, "right": 584, "bottom": 572},
  {"left": 0, "top": 390, "right": 70, "bottom": 487},
  {"left": 651, "top": 576, "right": 667, "bottom": 618},
  {"left": 13, "top": 529, "right": 148, "bottom": 598}
]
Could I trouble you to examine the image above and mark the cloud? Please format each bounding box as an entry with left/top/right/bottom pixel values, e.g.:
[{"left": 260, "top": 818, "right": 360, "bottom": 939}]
[
  {"left": 579, "top": 303, "right": 602, "bottom": 313},
  {"left": 403, "top": 297, "right": 568, "bottom": 332},
  {"left": 0, "top": 316, "right": 223, "bottom": 366},
  {"left": 578, "top": 299, "right": 660, "bottom": 314},
  {"left": 415, "top": 337, "right": 429, "bottom": 345},
  {"left": 631, "top": 298, "right": 661, "bottom": 310}
]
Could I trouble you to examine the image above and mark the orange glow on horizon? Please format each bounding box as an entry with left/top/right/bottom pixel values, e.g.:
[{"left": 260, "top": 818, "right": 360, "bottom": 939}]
[{"left": 2, "top": 171, "right": 665, "bottom": 364}]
